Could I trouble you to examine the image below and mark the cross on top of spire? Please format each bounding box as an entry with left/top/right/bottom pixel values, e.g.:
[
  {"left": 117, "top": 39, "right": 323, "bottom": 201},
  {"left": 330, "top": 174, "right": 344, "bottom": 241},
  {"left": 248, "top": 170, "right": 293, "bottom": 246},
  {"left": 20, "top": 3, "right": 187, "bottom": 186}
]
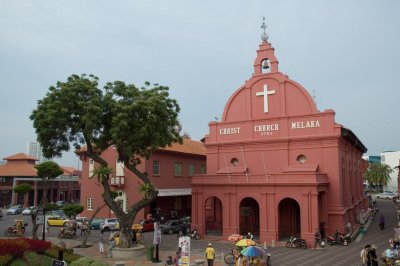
[{"left": 261, "top": 17, "right": 269, "bottom": 42}]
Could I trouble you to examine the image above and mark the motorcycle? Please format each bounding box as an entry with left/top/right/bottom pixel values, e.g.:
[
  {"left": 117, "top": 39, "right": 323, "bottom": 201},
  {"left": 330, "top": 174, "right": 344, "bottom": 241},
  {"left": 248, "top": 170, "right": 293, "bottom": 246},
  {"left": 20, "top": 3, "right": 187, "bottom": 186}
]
[
  {"left": 4, "top": 221, "right": 28, "bottom": 237},
  {"left": 190, "top": 229, "right": 201, "bottom": 240},
  {"left": 58, "top": 227, "right": 76, "bottom": 239},
  {"left": 286, "top": 236, "right": 307, "bottom": 249},
  {"left": 326, "top": 230, "right": 351, "bottom": 246}
]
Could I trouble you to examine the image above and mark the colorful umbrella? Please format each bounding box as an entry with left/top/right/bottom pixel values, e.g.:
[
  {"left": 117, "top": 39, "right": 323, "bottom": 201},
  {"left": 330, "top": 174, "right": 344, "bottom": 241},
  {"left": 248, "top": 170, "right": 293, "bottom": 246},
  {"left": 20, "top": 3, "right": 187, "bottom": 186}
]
[
  {"left": 236, "top": 239, "right": 256, "bottom": 247},
  {"left": 240, "top": 246, "right": 265, "bottom": 257}
]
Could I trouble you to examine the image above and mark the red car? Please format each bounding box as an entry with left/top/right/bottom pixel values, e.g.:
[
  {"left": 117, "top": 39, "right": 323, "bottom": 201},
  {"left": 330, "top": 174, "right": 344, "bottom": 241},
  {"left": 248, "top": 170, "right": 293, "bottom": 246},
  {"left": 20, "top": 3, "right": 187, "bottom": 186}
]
[{"left": 140, "top": 219, "right": 155, "bottom": 232}]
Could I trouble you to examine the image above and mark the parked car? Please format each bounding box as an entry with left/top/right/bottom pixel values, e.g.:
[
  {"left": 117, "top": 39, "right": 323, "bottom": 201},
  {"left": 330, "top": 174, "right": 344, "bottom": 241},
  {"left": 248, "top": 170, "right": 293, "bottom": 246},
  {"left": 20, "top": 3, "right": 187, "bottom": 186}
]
[
  {"left": 76, "top": 217, "right": 89, "bottom": 229},
  {"left": 384, "top": 191, "right": 399, "bottom": 197},
  {"left": 100, "top": 218, "right": 119, "bottom": 231},
  {"left": 22, "top": 206, "right": 37, "bottom": 215},
  {"left": 6, "top": 205, "right": 24, "bottom": 215},
  {"left": 90, "top": 218, "right": 105, "bottom": 230},
  {"left": 140, "top": 219, "right": 155, "bottom": 232},
  {"left": 46, "top": 216, "right": 70, "bottom": 227},
  {"left": 55, "top": 201, "right": 66, "bottom": 207},
  {"left": 376, "top": 192, "right": 397, "bottom": 200},
  {"left": 160, "top": 219, "right": 186, "bottom": 234},
  {"left": 49, "top": 210, "right": 66, "bottom": 218}
]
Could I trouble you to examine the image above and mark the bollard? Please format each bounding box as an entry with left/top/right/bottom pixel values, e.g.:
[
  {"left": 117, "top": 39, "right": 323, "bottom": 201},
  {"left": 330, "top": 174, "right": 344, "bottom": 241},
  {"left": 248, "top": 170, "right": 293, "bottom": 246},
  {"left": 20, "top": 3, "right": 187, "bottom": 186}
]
[
  {"left": 263, "top": 241, "right": 267, "bottom": 249},
  {"left": 221, "top": 252, "right": 224, "bottom": 261},
  {"left": 272, "top": 239, "right": 275, "bottom": 247}
]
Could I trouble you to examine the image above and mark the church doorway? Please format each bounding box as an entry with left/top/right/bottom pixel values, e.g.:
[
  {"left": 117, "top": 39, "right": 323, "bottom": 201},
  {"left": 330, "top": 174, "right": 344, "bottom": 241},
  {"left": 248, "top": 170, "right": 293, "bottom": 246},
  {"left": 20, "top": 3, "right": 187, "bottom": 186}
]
[
  {"left": 239, "top": 197, "right": 260, "bottom": 236},
  {"left": 278, "top": 198, "right": 301, "bottom": 240},
  {"left": 204, "top": 196, "right": 223, "bottom": 236}
]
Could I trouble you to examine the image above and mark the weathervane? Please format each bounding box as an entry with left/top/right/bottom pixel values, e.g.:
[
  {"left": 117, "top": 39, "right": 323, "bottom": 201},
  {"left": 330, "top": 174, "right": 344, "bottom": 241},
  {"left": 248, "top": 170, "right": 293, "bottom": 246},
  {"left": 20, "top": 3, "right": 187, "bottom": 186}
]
[{"left": 261, "top": 17, "right": 269, "bottom": 42}]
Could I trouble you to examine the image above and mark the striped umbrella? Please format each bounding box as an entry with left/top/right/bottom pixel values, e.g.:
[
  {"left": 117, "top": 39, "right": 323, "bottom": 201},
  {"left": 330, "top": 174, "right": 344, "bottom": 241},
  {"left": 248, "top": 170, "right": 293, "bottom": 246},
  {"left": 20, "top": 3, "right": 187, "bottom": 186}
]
[{"left": 240, "top": 246, "right": 265, "bottom": 257}]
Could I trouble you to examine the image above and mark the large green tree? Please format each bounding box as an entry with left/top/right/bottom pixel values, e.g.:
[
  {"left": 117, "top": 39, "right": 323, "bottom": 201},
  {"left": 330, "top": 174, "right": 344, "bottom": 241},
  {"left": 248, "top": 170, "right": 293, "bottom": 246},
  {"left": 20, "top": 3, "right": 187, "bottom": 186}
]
[
  {"left": 30, "top": 74, "right": 182, "bottom": 247},
  {"left": 364, "top": 162, "right": 393, "bottom": 191}
]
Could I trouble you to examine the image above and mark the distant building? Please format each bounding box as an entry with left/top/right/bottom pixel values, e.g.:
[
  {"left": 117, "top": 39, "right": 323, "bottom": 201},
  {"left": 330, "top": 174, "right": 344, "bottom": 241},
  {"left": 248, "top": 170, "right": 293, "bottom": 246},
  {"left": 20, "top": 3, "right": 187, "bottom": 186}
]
[
  {"left": 26, "top": 141, "right": 49, "bottom": 163},
  {"left": 0, "top": 153, "right": 80, "bottom": 207},
  {"left": 380, "top": 151, "right": 400, "bottom": 192},
  {"left": 362, "top": 155, "right": 381, "bottom": 164}
]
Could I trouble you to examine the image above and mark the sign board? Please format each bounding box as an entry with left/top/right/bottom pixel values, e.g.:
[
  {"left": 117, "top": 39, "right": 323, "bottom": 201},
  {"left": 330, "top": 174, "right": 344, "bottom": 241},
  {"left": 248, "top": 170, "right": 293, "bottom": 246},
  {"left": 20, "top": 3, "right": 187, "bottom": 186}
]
[
  {"left": 51, "top": 259, "right": 66, "bottom": 266},
  {"left": 36, "top": 216, "right": 44, "bottom": 224},
  {"left": 178, "top": 236, "right": 190, "bottom": 266}
]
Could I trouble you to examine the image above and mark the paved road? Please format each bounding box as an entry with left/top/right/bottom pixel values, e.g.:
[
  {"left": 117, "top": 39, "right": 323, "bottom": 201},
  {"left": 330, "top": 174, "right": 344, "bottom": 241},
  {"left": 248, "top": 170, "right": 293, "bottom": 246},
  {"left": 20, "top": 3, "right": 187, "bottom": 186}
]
[{"left": 0, "top": 199, "right": 398, "bottom": 265}]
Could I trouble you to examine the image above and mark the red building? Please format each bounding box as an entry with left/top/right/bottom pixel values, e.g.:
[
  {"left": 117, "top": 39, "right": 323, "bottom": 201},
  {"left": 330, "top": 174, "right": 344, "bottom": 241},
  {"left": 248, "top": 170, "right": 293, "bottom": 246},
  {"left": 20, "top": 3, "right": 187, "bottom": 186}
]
[
  {"left": 191, "top": 34, "right": 368, "bottom": 245},
  {"left": 0, "top": 153, "right": 81, "bottom": 207},
  {"left": 78, "top": 139, "right": 206, "bottom": 222}
]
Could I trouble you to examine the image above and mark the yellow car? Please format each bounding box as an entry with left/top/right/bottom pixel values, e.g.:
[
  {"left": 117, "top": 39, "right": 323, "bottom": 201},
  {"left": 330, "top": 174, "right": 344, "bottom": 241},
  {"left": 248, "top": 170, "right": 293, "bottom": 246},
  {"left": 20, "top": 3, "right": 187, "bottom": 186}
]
[{"left": 46, "top": 216, "right": 70, "bottom": 227}]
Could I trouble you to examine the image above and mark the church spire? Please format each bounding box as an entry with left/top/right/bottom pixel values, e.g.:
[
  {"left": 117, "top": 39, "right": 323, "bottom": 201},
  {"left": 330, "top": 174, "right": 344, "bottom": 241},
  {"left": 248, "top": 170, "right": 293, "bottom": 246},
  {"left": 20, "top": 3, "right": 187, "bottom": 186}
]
[{"left": 253, "top": 17, "right": 279, "bottom": 75}]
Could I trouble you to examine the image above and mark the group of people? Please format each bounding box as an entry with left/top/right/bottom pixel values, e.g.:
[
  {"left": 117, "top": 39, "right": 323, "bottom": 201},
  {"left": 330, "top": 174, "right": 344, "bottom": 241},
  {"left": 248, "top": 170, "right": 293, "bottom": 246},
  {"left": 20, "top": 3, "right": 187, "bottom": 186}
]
[{"left": 361, "top": 244, "right": 379, "bottom": 266}]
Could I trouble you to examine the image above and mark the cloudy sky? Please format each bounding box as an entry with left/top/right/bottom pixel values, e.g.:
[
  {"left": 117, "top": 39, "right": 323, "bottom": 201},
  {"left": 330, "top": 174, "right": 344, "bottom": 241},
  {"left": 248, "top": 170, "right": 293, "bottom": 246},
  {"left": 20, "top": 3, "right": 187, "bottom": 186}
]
[{"left": 1, "top": 1, "right": 399, "bottom": 168}]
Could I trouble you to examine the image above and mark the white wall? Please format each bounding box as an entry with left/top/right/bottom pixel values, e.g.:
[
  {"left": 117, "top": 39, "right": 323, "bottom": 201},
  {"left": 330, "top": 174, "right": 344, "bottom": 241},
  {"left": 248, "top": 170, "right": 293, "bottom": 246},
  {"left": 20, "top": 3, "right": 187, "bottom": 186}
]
[{"left": 381, "top": 151, "right": 400, "bottom": 192}]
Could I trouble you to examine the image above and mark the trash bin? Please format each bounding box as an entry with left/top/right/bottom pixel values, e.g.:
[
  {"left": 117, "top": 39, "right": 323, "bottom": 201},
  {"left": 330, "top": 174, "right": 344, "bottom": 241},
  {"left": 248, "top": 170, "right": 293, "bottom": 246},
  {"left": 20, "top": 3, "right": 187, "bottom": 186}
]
[{"left": 146, "top": 246, "right": 154, "bottom": 261}]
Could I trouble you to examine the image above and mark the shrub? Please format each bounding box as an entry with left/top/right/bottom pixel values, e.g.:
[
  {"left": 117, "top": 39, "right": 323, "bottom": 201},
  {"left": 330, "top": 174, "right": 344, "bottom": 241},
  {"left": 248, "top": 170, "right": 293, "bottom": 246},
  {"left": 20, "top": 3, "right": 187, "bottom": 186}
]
[
  {"left": 44, "top": 246, "right": 82, "bottom": 264},
  {"left": 90, "top": 260, "right": 110, "bottom": 266},
  {"left": 9, "top": 258, "right": 26, "bottom": 266},
  {"left": 0, "top": 254, "right": 13, "bottom": 266},
  {"left": 71, "top": 257, "right": 95, "bottom": 266},
  {"left": 23, "top": 238, "right": 51, "bottom": 253},
  {"left": 23, "top": 251, "right": 44, "bottom": 266},
  {"left": 0, "top": 238, "right": 29, "bottom": 257},
  {"left": 0, "top": 238, "right": 51, "bottom": 257}
]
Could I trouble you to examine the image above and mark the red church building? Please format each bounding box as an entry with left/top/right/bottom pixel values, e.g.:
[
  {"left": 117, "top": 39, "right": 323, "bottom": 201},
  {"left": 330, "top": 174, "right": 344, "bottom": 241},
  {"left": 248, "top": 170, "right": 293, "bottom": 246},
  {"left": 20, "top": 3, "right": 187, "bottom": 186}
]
[{"left": 191, "top": 30, "right": 368, "bottom": 245}]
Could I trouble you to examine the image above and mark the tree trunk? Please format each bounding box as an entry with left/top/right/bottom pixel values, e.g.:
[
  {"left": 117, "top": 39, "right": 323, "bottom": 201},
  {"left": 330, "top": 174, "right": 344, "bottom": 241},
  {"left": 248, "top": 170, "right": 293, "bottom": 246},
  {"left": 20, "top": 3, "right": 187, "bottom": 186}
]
[
  {"left": 81, "top": 203, "right": 106, "bottom": 248},
  {"left": 31, "top": 212, "right": 39, "bottom": 240},
  {"left": 118, "top": 217, "right": 133, "bottom": 248}
]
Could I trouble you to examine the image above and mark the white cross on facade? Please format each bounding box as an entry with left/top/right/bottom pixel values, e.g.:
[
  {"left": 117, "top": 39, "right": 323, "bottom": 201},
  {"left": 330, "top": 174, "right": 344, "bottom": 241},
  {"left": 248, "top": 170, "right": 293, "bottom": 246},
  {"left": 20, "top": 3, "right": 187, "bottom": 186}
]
[{"left": 256, "top": 84, "right": 275, "bottom": 113}]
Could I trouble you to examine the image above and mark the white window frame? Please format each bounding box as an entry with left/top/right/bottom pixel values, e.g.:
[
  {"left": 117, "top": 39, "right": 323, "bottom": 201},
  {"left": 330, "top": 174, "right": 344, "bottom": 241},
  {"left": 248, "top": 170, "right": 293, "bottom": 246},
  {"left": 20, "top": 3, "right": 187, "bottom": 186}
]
[
  {"left": 89, "top": 159, "right": 94, "bottom": 177},
  {"left": 87, "top": 197, "right": 93, "bottom": 211},
  {"left": 116, "top": 159, "right": 124, "bottom": 176}
]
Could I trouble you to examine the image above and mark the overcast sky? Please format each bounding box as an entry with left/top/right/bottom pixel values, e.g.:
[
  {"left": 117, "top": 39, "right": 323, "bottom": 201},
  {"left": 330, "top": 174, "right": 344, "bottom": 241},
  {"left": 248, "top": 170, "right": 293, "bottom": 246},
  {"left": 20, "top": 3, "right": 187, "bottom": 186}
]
[{"left": 1, "top": 1, "right": 399, "bottom": 168}]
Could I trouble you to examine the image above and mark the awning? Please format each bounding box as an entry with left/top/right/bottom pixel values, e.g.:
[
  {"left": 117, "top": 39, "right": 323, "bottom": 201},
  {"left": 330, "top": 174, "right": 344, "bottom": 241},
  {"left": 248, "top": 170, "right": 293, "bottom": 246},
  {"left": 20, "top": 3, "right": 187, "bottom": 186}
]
[{"left": 157, "top": 188, "right": 192, "bottom": 197}]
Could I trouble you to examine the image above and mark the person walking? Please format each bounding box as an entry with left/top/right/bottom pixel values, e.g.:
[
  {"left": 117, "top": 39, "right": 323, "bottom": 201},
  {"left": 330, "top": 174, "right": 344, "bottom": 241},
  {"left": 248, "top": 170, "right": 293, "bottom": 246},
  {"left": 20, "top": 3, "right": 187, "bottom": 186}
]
[
  {"left": 107, "top": 232, "right": 116, "bottom": 258},
  {"left": 379, "top": 215, "right": 385, "bottom": 230},
  {"left": 98, "top": 229, "right": 104, "bottom": 255},
  {"left": 314, "top": 228, "right": 322, "bottom": 249},
  {"left": 370, "top": 244, "right": 378, "bottom": 266},
  {"left": 205, "top": 243, "right": 215, "bottom": 266},
  {"left": 361, "top": 244, "right": 371, "bottom": 266}
]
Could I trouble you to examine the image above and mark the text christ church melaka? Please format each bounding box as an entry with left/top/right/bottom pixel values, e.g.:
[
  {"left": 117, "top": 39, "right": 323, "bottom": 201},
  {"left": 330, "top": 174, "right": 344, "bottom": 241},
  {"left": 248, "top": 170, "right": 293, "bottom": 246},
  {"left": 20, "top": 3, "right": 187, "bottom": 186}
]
[{"left": 191, "top": 25, "right": 368, "bottom": 245}]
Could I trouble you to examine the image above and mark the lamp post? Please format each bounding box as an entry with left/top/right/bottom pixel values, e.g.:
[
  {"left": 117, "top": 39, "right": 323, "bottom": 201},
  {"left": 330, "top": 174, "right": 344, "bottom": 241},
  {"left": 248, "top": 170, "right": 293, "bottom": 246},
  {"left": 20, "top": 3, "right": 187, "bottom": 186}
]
[
  {"left": 153, "top": 210, "right": 161, "bottom": 262},
  {"left": 38, "top": 206, "right": 46, "bottom": 241}
]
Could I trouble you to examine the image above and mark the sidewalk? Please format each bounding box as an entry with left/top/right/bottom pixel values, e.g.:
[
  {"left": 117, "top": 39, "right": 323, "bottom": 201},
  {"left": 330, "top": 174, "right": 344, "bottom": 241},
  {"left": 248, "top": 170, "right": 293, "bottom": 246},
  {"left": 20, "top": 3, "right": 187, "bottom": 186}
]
[{"left": 47, "top": 237, "right": 222, "bottom": 266}]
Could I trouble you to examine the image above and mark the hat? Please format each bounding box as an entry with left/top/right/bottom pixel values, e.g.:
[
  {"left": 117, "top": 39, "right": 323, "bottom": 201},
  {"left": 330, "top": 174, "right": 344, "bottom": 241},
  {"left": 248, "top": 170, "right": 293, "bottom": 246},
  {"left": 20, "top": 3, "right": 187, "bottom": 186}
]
[{"left": 208, "top": 243, "right": 212, "bottom": 246}]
